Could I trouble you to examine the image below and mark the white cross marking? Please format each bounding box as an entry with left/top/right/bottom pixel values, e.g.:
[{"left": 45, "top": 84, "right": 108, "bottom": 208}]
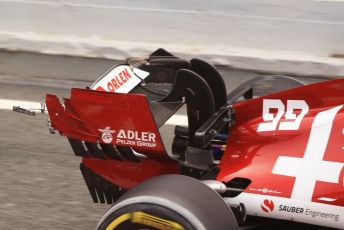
[{"left": 272, "top": 105, "right": 344, "bottom": 201}]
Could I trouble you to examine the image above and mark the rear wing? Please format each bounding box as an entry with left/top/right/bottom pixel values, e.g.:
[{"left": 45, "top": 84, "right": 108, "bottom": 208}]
[{"left": 46, "top": 88, "right": 167, "bottom": 157}]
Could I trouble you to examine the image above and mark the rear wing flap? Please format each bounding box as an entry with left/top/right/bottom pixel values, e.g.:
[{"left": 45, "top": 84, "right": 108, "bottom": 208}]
[{"left": 46, "top": 88, "right": 168, "bottom": 159}]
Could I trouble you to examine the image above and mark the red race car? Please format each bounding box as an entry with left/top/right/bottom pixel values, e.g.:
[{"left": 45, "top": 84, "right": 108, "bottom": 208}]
[{"left": 45, "top": 49, "right": 344, "bottom": 230}]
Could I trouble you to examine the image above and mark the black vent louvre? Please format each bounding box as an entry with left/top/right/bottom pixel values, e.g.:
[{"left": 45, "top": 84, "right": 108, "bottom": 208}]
[
  {"left": 80, "top": 163, "right": 125, "bottom": 204},
  {"left": 68, "top": 138, "right": 141, "bottom": 162}
]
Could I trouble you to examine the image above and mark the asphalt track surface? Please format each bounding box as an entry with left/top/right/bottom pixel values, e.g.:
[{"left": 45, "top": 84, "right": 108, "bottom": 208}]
[{"left": 0, "top": 65, "right": 332, "bottom": 229}]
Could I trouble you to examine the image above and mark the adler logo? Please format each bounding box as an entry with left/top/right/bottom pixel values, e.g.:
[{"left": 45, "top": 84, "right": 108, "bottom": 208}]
[
  {"left": 98, "top": 128, "right": 157, "bottom": 148},
  {"left": 98, "top": 127, "right": 116, "bottom": 144},
  {"left": 261, "top": 199, "right": 274, "bottom": 213},
  {"left": 116, "top": 129, "right": 157, "bottom": 148},
  {"left": 117, "top": 130, "right": 156, "bottom": 143}
]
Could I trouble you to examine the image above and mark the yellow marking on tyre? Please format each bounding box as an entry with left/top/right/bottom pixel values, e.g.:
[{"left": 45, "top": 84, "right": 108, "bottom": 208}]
[
  {"left": 105, "top": 213, "right": 131, "bottom": 230},
  {"left": 131, "top": 211, "right": 185, "bottom": 230},
  {"left": 105, "top": 211, "right": 185, "bottom": 230}
]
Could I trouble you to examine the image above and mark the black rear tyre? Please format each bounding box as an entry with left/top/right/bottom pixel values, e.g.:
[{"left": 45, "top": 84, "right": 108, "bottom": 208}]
[{"left": 97, "top": 174, "right": 239, "bottom": 230}]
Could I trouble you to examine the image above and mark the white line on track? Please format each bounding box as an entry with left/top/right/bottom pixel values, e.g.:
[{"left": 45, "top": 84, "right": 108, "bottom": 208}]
[
  {"left": 164, "top": 114, "right": 188, "bottom": 126},
  {"left": 1, "top": 0, "right": 344, "bottom": 25},
  {"left": 0, "top": 98, "right": 188, "bottom": 126},
  {"left": 0, "top": 0, "right": 199, "bottom": 14},
  {"left": 315, "top": 0, "right": 344, "bottom": 2},
  {"left": 0, "top": 99, "right": 41, "bottom": 110}
]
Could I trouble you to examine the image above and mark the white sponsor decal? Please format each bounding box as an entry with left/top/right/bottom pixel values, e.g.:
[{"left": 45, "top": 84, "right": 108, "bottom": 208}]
[
  {"left": 226, "top": 193, "right": 344, "bottom": 228},
  {"left": 98, "top": 128, "right": 157, "bottom": 148},
  {"left": 272, "top": 105, "right": 344, "bottom": 201},
  {"left": 98, "top": 127, "right": 116, "bottom": 144},
  {"left": 249, "top": 188, "right": 282, "bottom": 195},
  {"left": 116, "top": 129, "right": 157, "bottom": 148},
  {"left": 318, "top": 197, "right": 337, "bottom": 202},
  {"left": 257, "top": 99, "right": 309, "bottom": 132},
  {"left": 91, "top": 65, "right": 149, "bottom": 93}
]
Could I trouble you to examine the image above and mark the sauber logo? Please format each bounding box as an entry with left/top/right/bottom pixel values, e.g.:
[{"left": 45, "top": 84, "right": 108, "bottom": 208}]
[
  {"left": 98, "top": 127, "right": 116, "bottom": 144},
  {"left": 98, "top": 128, "right": 157, "bottom": 148},
  {"left": 279, "top": 205, "right": 304, "bottom": 214},
  {"left": 261, "top": 199, "right": 274, "bottom": 213},
  {"left": 278, "top": 204, "right": 339, "bottom": 222}
]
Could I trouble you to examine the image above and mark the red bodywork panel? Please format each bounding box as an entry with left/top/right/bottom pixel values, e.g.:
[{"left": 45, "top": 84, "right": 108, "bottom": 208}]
[
  {"left": 46, "top": 88, "right": 178, "bottom": 189},
  {"left": 218, "top": 78, "right": 344, "bottom": 207}
]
